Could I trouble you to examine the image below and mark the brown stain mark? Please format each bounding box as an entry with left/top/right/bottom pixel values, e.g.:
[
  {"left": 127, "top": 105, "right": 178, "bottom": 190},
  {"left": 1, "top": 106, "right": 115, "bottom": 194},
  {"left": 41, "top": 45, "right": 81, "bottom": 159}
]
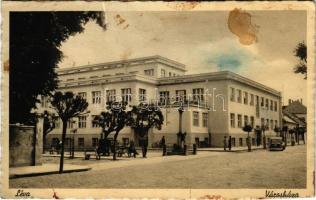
[
  {"left": 228, "top": 8, "right": 259, "bottom": 45},
  {"left": 120, "top": 48, "right": 132, "bottom": 61},
  {"left": 3, "top": 59, "right": 9, "bottom": 72},
  {"left": 168, "top": 2, "right": 199, "bottom": 11},
  {"left": 114, "top": 14, "right": 126, "bottom": 26},
  {"left": 123, "top": 24, "right": 129, "bottom": 30}
]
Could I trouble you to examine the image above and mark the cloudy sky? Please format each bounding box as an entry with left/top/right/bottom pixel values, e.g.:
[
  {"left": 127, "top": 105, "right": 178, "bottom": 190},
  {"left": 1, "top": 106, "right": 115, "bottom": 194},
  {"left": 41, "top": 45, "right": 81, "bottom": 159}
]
[{"left": 59, "top": 10, "right": 307, "bottom": 105}]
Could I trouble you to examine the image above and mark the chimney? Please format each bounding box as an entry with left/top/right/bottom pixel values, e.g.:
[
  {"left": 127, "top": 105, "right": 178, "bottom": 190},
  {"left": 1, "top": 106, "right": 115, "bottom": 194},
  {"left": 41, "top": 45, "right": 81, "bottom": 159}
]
[
  {"left": 300, "top": 98, "right": 303, "bottom": 104},
  {"left": 288, "top": 99, "right": 292, "bottom": 105}
]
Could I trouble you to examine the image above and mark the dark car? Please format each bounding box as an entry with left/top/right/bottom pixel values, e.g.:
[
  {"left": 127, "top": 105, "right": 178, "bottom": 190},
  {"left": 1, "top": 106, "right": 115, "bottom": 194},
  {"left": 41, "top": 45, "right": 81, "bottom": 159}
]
[{"left": 268, "top": 137, "right": 285, "bottom": 151}]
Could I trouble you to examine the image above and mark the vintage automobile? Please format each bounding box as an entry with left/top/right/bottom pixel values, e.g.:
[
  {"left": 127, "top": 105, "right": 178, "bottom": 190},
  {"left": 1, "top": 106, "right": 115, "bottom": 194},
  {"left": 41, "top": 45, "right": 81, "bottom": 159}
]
[{"left": 268, "top": 137, "right": 285, "bottom": 151}]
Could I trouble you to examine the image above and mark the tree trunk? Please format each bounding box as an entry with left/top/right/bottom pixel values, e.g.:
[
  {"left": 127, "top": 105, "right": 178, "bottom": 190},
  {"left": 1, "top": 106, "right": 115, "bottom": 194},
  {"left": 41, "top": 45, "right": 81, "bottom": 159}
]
[
  {"left": 113, "top": 132, "right": 119, "bottom": 160},
  {"left": 59, "top": 121, "right": 67, "bottom": 173},
  {"left": 42, "top": 133, "right": 47, "bottom": 154}
]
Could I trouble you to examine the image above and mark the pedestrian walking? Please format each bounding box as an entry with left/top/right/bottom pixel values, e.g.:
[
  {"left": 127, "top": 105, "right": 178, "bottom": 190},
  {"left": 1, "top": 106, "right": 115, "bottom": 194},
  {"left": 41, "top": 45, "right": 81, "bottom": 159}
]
[
  {"left": 223, "top": 136, "right": 227, "bottom": 151},
  {"left": 228, "top": 136, "right": 232, "bottom": 151}
]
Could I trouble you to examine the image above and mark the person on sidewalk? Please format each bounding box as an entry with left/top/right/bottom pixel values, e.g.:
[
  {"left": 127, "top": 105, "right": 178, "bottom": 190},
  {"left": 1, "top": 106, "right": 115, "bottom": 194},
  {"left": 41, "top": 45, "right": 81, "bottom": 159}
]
[
  {"left": 223, "top": 136, "right": 227, "bottom": 151},
  {"left": 228, "top": 136, "right": 232, "bottom": 151}
]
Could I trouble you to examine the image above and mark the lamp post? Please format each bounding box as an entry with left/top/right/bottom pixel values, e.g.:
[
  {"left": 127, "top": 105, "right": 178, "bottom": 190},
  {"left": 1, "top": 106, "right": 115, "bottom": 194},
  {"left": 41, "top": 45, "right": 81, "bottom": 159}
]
[{"left": 177, "top": 104, "right": 186, "bottom": 154}]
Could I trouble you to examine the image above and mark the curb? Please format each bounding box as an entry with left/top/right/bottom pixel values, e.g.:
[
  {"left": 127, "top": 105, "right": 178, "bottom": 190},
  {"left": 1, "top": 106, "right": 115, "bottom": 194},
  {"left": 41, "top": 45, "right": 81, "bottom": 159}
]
[{"left": 9, "top": 167, "right": 91, "bottom": 179}]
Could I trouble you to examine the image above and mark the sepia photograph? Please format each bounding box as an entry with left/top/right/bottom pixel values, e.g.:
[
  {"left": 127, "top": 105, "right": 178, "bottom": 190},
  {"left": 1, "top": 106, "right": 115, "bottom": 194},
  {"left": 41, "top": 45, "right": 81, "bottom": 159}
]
[{"left": 1, "top": 1, "right": 315, "bottom": 199}]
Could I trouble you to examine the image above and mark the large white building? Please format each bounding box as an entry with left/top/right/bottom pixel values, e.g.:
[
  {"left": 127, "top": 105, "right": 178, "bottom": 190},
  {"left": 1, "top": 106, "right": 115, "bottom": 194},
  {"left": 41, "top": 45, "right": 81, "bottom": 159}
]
[{"left": 45, "top": 55, "right": 282, "bottom": 149}]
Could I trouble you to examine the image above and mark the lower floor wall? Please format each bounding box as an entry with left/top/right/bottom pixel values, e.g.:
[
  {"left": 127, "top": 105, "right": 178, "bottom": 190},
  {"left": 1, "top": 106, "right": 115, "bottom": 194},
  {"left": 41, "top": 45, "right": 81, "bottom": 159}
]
[{"left": 45, "top": 129, "right": 281, "bottom": 150}]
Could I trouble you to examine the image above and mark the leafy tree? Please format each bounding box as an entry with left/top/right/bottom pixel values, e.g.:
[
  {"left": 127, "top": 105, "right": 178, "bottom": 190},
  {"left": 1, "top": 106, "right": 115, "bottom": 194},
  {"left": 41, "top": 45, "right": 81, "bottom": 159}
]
[
  {"left": 242, "top": 125, "right": 253, "bottom": 152},
  {"left": 10, "top": 12, "right": 106, "bottom": 124},
  {"left": 128, "top": 103, "right": 164, "bottom": 158},
  {"left": 293, "top": 42, "right": 307, "bottom": 79},
  {"left": 242, "top": 125, "right": 253, "bottom": 137},
  {"left": 94, "top": 101, "right": 129, "bottom": 160},
  {"left": 50, "top": 91, "right": 89, "bottom": 173}
]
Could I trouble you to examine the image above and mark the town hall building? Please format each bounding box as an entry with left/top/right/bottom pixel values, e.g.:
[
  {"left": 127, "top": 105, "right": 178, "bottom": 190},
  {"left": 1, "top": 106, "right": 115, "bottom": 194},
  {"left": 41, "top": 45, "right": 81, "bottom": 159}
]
[{"left": 43, "top": 55, "right": 282, "bottom": 149}]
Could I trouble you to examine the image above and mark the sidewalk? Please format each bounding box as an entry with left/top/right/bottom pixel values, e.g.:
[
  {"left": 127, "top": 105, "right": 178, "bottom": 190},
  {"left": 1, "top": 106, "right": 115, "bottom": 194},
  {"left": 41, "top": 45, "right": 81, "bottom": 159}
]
[
  {"left": 10, "top": 164, "right": 91, "bottom": 179},
  {"left": 198, "top": 145, "right": 265, "bottom": 152}
]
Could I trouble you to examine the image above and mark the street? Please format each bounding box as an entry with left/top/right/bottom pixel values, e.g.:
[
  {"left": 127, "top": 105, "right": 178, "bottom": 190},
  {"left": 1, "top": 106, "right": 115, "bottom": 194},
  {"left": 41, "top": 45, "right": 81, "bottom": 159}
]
[{"left": 10, "top": 145, "right": 306, "bottom": 189}]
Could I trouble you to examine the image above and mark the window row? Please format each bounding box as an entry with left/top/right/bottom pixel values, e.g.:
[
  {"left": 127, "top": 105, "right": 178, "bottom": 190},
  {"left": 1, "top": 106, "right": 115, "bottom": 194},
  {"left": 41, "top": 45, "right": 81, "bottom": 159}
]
[
  {"left": 230, "top": 113, "right": 278, "bottom": 130},
  {"left": 55, "top": 115, "right": 100, "bottom": 129},
  {"left": 160, "top": 69, "right": 178, "bottom": 78},
  {"left": 230, "top": 87, "right": 278, "bottom": 111},
  {"left": 230, "top": 113, "right": 255, "bottom": 128},
  {"left": 193, "top": 111, "right": 208, "bottom": 127},
  {"left": 77, "top": 88, "right": 144, "bottom": 104}
]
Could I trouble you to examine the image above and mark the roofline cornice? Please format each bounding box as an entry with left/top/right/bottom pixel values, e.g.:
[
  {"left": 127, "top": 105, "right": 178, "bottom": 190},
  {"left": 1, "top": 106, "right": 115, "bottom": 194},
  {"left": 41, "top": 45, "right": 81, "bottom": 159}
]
[{"left": 57, "top": 55, "right": 186, "bottom": 75}]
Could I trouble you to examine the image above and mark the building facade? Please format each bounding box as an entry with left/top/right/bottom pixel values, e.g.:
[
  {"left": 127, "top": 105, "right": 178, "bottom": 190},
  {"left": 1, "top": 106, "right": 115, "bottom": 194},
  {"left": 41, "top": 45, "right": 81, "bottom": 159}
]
[{"left": 43, "top": 55, "right": 282, "bottom": 149}]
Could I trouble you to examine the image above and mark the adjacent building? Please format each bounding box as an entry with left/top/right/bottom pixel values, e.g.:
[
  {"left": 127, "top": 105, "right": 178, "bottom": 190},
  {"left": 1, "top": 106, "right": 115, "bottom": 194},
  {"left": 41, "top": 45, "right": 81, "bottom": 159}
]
[{"left": 43, "top": 55, "right": 282, "bottom": 149}]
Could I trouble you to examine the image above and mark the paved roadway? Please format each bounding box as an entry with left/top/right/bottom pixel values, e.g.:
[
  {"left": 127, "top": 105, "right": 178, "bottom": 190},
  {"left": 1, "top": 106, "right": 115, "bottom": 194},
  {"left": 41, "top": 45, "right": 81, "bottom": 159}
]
[{"left": 10, "top": 145, "right": 306, "bottom": 189}]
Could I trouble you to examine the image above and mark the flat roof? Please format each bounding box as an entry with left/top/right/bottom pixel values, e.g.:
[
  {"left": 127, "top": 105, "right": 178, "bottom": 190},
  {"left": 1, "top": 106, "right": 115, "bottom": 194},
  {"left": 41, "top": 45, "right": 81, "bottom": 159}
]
[
  {"left": 158, "top": 71, "right": 281, "bottom": 97},
  {"left": 57, "top": 55, "right": 186, "bottom": 75}
]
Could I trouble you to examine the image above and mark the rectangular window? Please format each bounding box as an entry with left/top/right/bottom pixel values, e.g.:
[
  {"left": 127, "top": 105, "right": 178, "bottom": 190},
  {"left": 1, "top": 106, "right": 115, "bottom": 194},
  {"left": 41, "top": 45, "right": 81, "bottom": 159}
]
[
  {"left": 192, "top": 88, "right": 204, "bottom": 102},
  {"left": 231, "top": 138, "right": 236, "bottom": 147},
  {"left": 159, "top": 91, "right": 170, "bottom": 105},
  {"left": 92, "top": 91, "right": 101, "bottom": 104},
  {"left": 65, "top": 138, "right": 71, "bottom": 146},
  {"left": 161, "top": 69, "right": 166, "bottom": 77},
  {"left": 106, "top": 89, "right": 116, "bottom": 102},
  {"left": 256, "top": 95, "right": 259, "bottom": 106},
  {"left": 67, "top": 119, "right": 74, "bottom": 129},
  {"left": 237, "top": 89, "right": 242, "bottom": 103},
  {"left": 243, "top": 92, "right": 248, "bottom": 104},
  {"left": 265, "top": 99, "right": 269, "bottom": 109},
  {"left": 270, "top": 100, "right": 273, "bottom": 110},
  {"left": 239, "top": 138, "right": 243, "bottom": 146},
  {"left": 139, "top": 88, "right": 146, "bottom": 101},
  {"left": 92, "top": 138, "right": 98, "bottom": 147},
  {"left": 250, "top": 94, "right": 254, "bottom": 106},
  {"left": 55, "top": 119, "right": 60, "bottom": 129},
  {"left": 121, "top": 88, "right": 132, "bottom": 102},
  {"left": 261, "top": 118, "right": 265, "bottom": 127},
  {"left": 270, "top": 119, "right": 274, "bottom": 130},
  {"left": 266, "top": 119, "right": 269, "bottom": 130},
  {"left": 274, "top": 101, "right": 278, "bottom": 111},
  {"left": 78, "top": 92, "right": 87, "bottom": 99},
  {"left": 78, "top": 116, "right": 87, "bottom": 128},
  {"left": 237, "top": 114, "right": 242, "bottom": 128},
  {"left": 91, "top": 115, "right": 99, "bottom": 128},
  {"left": 41, "top": 96, "right": 49, "bottom": 108},
  {"left": 261, "top": 97, "right": 264, "bottom": 107},
  {"left": 122, "top": 138, "right": 129, "bottom": 146},
  {"left": 230, "top": 87, "right": 235, "bottom": 102},
  {"left": 78, "top": 138, "right": 84, "bottom": 147},
  {"left": 193, "top": 111, "right": 199, "bottom": 126},
  {"left": 250, "top": 116, "right": 254, "bottom": 128},
  {"left": 244, "top": 115, "right": 248, "bottom": 126},
  {"left": 230, "top": 113, "right": 235, "bottom": 128},
  {"left": 169, "top": 72, "right": 172, "bottom": 77},
  {"left": 202, "top": 113, "right": 208, "bottom": 127},
  {"left": 144, "top": 69, "right": 154, "bottom": 76},
  {"left": 176, "top": 90, "right": 186, "bottom": 102},
  {"left": 252, "top": 138, "right": 256, "bottom": 146},
  {"left": 275, "top": 120, "right": 278, "bottom": 128}
]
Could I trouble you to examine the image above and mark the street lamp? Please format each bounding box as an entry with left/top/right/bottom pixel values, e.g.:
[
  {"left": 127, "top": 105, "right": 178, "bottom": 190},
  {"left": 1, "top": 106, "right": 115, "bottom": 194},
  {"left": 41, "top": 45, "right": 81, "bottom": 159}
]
[{"left": 177, "top": 104, "right": 186, "bottom": 153}]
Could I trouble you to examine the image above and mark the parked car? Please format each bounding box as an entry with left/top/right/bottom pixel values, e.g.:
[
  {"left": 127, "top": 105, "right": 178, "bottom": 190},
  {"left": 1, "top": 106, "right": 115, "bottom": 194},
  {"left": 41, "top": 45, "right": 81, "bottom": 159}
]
[{"left": 268, "top": 137, "right": 285, "bottom": 151}]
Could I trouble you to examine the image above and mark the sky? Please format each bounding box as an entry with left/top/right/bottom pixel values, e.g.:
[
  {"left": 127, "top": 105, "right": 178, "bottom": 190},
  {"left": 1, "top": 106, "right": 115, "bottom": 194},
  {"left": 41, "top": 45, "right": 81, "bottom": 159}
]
[{"left": 58, "top": 10, "right": 307, "bottom": 105}]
